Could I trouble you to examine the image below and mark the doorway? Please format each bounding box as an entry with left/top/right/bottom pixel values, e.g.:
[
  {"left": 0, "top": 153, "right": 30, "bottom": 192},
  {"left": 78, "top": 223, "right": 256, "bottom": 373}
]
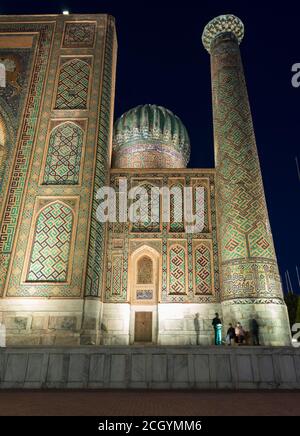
[{"left": 134, "top": 312, "right": 152, "bottom": 343}]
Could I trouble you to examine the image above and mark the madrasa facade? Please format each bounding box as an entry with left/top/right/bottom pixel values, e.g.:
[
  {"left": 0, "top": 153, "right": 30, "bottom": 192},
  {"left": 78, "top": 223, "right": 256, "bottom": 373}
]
[{"left": 0, "top": 13, "right": 291, "bottom": 347}]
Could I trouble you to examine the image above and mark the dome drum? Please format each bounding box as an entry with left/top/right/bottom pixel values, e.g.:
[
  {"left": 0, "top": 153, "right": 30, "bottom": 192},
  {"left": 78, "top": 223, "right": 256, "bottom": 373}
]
[{"left": 112, "top": 104, "right": 190, "bottom": 169}]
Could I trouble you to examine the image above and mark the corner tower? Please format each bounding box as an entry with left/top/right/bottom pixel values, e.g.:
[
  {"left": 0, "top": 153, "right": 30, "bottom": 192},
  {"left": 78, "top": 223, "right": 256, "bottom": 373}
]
[
  {"left": 202, "top": 15, "right": 291, "bottom": 345},
  {"left": 0, "top": 14, "right": 117, "bottom": 346}
]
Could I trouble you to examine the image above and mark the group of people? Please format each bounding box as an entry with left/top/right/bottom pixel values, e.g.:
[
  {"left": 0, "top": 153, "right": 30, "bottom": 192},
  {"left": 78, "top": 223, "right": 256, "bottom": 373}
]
[{"left": 212, "top": 313, "right": 260, "bottom": 346}]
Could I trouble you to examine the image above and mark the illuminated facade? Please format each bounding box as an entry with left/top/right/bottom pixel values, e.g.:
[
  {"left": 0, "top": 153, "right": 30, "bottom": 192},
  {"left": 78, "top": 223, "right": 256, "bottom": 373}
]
[{"left": 0, "top": 14, "right": 291, "bottom": 346}]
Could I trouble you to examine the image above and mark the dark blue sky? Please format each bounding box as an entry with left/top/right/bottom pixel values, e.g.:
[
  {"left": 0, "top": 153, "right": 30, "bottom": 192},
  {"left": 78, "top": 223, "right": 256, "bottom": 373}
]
[{"left": 2, "top": 0, "right": 300, "bottom": 293}]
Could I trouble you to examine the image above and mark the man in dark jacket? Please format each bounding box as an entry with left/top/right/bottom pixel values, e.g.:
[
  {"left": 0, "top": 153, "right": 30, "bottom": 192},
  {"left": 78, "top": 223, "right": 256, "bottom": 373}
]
[
  {"left": 212, "top": 313, "right": 222, "bottom": 345},
  {"left": 250, "top": 318, "right": 260, "bottom": 345}
]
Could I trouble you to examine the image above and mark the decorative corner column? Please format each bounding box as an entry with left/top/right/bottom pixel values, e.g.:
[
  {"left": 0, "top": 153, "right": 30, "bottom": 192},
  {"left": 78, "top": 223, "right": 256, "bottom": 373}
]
[{"left": 202, "top": 15, "right": 291, "bottom": 345}]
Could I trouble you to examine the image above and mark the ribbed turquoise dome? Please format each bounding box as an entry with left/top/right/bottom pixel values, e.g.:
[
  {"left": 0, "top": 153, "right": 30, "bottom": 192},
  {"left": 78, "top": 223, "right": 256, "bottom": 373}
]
[{"left": 112, "top": 105, "right": 190, "bottom": 168}]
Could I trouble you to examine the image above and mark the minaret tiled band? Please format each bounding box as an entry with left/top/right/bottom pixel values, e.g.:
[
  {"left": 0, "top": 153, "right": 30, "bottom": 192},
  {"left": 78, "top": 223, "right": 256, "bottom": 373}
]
[{"left": 202, "top": 14, "right": 290, "bottom": 345}]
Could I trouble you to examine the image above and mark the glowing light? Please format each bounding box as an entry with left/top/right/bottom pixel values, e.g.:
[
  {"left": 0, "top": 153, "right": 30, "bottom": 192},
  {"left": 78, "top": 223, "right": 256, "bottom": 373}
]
[{"left": 62, "top": 10, "right": 70, "bottom": 15}]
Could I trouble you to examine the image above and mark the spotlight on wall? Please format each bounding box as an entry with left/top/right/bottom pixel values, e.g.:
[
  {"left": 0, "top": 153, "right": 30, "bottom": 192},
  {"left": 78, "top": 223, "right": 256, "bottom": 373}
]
[{"left": 62, "top": 10, "right": 70, "bottom": 15}]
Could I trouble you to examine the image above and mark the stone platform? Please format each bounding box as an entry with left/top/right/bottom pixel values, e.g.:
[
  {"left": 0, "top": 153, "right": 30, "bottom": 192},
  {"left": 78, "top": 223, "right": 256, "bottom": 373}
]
[{"left": 0, "top": 346, "right": 300, "bottom": 390}]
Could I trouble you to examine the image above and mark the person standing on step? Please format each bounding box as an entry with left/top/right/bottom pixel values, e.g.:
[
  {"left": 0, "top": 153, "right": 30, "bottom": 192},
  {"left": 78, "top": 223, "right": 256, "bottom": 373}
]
[
  {"left": 212, "top": 313, "right": 222, "bottom": 345},
  {"left": 250, "top": 318, "right": 260, "bottom": 346}
]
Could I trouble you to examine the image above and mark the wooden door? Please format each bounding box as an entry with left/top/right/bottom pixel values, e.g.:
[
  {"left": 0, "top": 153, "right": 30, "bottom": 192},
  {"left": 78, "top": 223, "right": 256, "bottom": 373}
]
[{"left": 134, "top": 312, "right": 152, "bottom": 343}]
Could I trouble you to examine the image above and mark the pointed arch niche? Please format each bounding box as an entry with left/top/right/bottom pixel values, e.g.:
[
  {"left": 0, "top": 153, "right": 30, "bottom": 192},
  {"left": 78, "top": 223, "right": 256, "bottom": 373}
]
[
  {"left": 129, "top": 245, "right": 161, "bottom": 304},
  {"left": 42, "top": 121, "right": 84, "bottom": 185},
  {"left": 54, "top": 58, "right": 91, "bottom": 110},
  {"left": 24, "top": 198, "right": 78, "bottom": 284}
]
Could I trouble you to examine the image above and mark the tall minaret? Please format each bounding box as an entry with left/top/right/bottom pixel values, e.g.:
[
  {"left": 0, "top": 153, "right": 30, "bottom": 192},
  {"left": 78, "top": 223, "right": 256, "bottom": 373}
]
[{"left": 202, "top": 15, "right": 291, "bottom": 345}]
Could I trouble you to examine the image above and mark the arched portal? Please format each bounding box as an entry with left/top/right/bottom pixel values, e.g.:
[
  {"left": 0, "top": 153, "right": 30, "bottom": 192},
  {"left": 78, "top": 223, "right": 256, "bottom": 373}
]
[{"left": 129, "top": 245, "right": 161, "bottom": 344}]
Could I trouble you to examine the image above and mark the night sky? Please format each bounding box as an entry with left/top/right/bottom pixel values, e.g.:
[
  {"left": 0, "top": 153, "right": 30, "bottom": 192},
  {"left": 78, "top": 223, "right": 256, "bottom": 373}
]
[{"left": 1, "top": 1, "right": 299, "bottom": 293}]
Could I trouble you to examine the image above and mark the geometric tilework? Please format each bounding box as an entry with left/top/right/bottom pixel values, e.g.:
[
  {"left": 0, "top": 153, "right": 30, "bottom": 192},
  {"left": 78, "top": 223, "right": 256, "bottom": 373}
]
[
  {"left": 27, "top": 202, "right": 73, "bottom": 282},
  {"left": 192, "top": 183, "right": 208, "bottom": 233},
  {"left": 111, "top": 177, "right": 125, "bottom": 234},
  {"left": 169, "top": 245, "right": 186, "bottom": 294},
  {"left": 170, "top": 184, "right": 184, "bottom": 232},
  {"left": 63, "top": 23, "right": 96, "bottom": 48},
  {"left": 214, "top": 59, "right": 276, "bottom": 263},
  {"left": 0, "top": 117, "right": 5, "bottom": 164},
  {"left": 43, "top": 122, "right": 83, "bottom": 185},
  {"left": 111, "top": 255, "right": 123, "bottom": 296},
  {"left": 86, "top": 17, "right": 115, "bottom": 297},
  {"left": 0, "top": 22, "right": 54, "bottom": 296},
  {"left": 0, "top": 48, "right": 33, "bottom": 232},
  {"left": 55, "top": 59, "right": 90, "bottom": 110},
  {"left": 211, "top": 32, "right": 282, "bottom": 301},
  {"left": 223, "top": 224, "right": 247, "bottom": 260},
  {"left": 132, "top": 183, "right": 160, "bottom": 233},
  {"left": 194, "top": 244, "right": 212, "bottom": 295},
  {"left": 0, "top": 116, "right": 6, "bottom": 189},
  {"left": 0, "top": 141, "right": 5, "bottom": 176},
  {"left": 248, "top": 221, "right": 273, "bottom": 258},
  {"left": 106, "top": 172, "right": 220, "bottom": 304},
  {"left": 0, "top": 49, "right": 33, "bottom": 217}
]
